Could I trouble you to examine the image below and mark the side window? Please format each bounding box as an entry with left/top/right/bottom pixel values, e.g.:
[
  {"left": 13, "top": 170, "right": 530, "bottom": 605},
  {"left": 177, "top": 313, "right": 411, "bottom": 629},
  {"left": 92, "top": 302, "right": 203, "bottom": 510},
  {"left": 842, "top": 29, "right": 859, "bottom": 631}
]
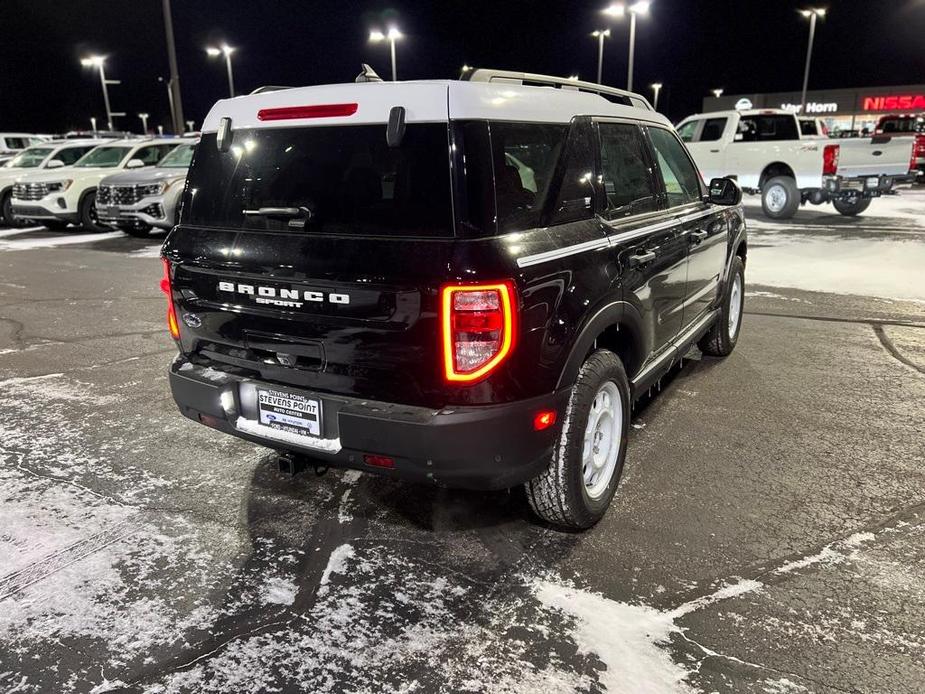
[
  {"left": 135, "top": 145, "right": 173, "bottom": 166},
  {"left": 548, "top": 121, "right": 595, "bottom": 226},
  {"left": 56, "top": 146, "right": 92, "bottom": 165},
  {"left": 648, "top": 127, "right": 703, "bottom": 208},
  {"left": 491, "top": 123, "right": 568, "bottom": 232},
  {"left": 738, "top": 115, "right": 799, "bottom": 142},
  {"left": 699, "top": 118, "right": 727, "bottom": 142},
  {"left": 676, "top": 120, "right": 698, "bottom": 143},
  {"left": 598, "top": 123, "right": 657, "bottom": 220}
]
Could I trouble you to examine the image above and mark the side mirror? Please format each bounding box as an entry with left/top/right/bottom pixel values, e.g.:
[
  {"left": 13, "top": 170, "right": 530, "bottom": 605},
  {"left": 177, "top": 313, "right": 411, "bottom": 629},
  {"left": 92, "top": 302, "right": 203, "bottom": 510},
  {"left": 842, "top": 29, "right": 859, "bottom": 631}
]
[
  {"left": 126, "top": 158, "right": 146, "bottom": 169},
  {"left": 45, "top": 159, "right": 66, "bottom": 169},
  {"left": 708, "top": 177, "right": 742, "bottom": 206}
]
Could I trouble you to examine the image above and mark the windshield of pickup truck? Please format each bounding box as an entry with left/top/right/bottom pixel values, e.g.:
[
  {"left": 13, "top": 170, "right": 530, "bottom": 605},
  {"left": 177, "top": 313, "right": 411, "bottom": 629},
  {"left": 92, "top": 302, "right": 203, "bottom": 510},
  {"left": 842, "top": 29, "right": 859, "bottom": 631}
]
[
  {"left": 73, "top": 146, "right": 131, "bottom": 168},
  {"left": 7, "top": 147, "right": 53, "bottom": 168},
  {"left": 158, "top": 143, "right": 196, "bottom": 168},
  {"left": 184, "top": 125, "right": 452, "bottom": 236}
]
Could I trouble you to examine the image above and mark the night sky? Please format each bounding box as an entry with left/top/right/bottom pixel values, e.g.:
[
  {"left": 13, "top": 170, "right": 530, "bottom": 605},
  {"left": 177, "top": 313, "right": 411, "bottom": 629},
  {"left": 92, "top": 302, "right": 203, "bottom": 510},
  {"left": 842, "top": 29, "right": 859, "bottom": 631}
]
[{"left": 1, "top": 0, "right": 923, "bottom": 133}]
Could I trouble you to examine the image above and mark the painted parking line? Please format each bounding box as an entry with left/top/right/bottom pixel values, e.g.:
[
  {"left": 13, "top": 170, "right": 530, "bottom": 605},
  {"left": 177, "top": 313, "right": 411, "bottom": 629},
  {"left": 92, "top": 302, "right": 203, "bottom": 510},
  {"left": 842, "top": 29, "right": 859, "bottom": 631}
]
[
  {"left": 0, "top": 231, "right": 123, "bottom": 251},
  {"left": 0, "top": 226, "right": 46, "bottom": 239}
]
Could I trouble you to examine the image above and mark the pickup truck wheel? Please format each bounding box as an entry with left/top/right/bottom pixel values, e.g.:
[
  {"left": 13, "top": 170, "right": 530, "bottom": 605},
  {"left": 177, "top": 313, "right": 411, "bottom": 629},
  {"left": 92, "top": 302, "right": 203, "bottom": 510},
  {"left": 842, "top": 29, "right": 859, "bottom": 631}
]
[
  {"left": 699, "top": 255, "right": 745, "bottom": 357},
  {"left": 79, "top": 191, "right": 109, "bottom": 232},
  {"left": 525, "top": 350, "right": 630, "bottom": 530},
  {"left": 761, "top": 176, "right": 800, "bottom": 220},
  {"left": 832, "top": 196, "right": 871, "bottom": 216}
]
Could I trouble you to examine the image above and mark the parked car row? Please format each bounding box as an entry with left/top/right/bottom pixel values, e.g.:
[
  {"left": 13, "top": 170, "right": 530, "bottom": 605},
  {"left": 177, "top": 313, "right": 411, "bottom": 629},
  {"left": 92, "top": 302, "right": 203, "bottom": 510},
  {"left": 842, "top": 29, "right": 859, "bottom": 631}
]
[
  {"left": 0, "top": 137, "right": 196, "bottom": 233},
  {"left": 676, "top": 108, "right": 918, "bottom": 218}
]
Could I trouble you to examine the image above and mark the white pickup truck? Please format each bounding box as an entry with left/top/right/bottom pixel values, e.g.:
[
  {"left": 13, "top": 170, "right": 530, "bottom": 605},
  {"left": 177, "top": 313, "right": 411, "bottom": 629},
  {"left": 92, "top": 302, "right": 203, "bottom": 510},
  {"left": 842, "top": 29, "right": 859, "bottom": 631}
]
[{"left": 677, "top": 109, "right": 915, "bottom": 218}]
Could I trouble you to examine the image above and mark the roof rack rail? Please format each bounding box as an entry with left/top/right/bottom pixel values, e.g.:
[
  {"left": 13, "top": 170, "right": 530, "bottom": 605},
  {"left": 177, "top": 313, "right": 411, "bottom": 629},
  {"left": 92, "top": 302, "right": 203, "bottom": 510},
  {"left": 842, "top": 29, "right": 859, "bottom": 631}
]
[
  {"left": 461, "top": 68, "right": 652, "bottom": 110},
  {"left": 249, "top": 85, "right": 293, "bottom": 95}
]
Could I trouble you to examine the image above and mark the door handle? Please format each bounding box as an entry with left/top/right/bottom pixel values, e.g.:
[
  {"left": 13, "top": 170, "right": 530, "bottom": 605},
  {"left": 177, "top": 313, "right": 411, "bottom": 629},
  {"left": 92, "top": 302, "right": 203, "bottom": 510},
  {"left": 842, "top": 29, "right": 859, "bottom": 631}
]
[
  {"left": 689, "top": 230, "right": 708, "bottom": 243},
  {"left": 629, "top": 250, "right": 657, "bottom": 267},
  {"left": 709, "top": 149, "right": 720, "bottom": 153}
]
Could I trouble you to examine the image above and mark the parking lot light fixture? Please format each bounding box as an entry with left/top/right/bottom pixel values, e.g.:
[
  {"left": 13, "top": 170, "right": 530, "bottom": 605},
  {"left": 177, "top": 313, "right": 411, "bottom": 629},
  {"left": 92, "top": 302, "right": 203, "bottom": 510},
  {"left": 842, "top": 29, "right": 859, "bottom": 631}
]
[
  {"left": 369, "top": 26, "right": 403, "bottom": 81},
  {"left": 138, "top": 112, "right": 150, "bottom": 134},
  {"left": 603, "top": 3, "right": 626, "bottom": 17},
  {"left": 650, "top": 82, "right": 662, "bottom": 110},
  {"left": 712, "top": 88, "right": 724, "bottom": 99},
  {"left": 80, "top": 55, "right": 116, "bottom": 130},
  {"left": 799, "top": 8, "right": 826, "bottom": 113},
  {"left": 206, "top": 44, "right": 237, "bottom": 97},
  {"left": 591, "top": 29, "right": 611, "bottom": 84}
]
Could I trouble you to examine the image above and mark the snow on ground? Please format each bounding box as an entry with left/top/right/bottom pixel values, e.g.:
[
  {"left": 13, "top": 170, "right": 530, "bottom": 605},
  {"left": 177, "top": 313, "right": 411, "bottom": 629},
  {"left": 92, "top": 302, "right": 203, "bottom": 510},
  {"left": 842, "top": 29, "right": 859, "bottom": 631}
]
[{"left": 742, "top": 188, "right": 925, "bottom": 301}]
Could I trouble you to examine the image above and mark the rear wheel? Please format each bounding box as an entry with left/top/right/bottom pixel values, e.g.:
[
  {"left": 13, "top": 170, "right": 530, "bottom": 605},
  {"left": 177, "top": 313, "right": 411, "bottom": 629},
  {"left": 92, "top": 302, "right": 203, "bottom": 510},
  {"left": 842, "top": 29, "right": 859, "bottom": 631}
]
[
  {"left": 525, "top": 350, "right": 630, "bottom": 530},
  {"left": 832, "top": 196, "right": 871, "bottom": 216},
  {"left": 699, "top": 255, "right": 745, "bottom": 357},
  {"left": 79, "top": 191, "right": 109, "bottom": 232},
  {"left": 761, "top": 176, "right": 800, "bottom": 220}
]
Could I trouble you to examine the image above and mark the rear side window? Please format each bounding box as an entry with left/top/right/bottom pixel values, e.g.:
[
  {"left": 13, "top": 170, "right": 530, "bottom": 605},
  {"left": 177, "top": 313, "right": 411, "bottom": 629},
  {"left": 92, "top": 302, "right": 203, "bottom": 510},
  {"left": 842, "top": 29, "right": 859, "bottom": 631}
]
[
  {"left": 648, "top": 127, "right": 702, "bottom": 207},
  {"left": 737, "top": 115, "right": 799, "bottom": 142},
  {"left": 184, "top": 125, "right": 452, "bottom": 237},
  {"left": 598, "top": 122, "right": 657, "bottom": 219},
  {"left": 3, "top": 137, "right": 30, "bottom": 150},
  {"left": 699, "top": 118, "right": 727, "bottom": 141},
  {"left": 490, "top": 123, "right": 567, "bottom": 233}
]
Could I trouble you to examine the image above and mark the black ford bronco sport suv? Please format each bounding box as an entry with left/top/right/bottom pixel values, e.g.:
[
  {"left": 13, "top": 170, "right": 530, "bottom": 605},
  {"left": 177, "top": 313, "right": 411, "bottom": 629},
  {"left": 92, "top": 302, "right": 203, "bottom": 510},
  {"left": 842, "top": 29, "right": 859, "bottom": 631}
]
[{"left": 162, "top": 69, "right": 747, "bottom": 529}]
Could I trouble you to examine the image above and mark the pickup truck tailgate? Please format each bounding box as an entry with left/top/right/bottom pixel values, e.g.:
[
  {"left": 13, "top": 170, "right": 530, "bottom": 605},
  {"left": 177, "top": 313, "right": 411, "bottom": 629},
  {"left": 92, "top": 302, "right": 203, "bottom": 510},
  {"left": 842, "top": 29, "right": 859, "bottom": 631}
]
[{"left": 836, "top": 135, "right": 914, "bottom": 178}]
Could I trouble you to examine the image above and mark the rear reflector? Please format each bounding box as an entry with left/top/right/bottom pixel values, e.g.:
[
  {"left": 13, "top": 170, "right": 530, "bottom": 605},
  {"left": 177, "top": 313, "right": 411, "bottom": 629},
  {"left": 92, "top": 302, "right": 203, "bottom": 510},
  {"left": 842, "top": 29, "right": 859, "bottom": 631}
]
[
  {"left": 364, "top": 454, "right": 395, "bottom": 469},
  {"left": 257, "top": 103, "right": 359, "bottom": 121},
  {"left": 441, "top": 282, "right": 516, "bottom": 383},
  {"left": 533, "top": 410, "right": 557, "bottom": 431},
  {"left": 160, "top": 258, "right": 180, "bottom": 340}
]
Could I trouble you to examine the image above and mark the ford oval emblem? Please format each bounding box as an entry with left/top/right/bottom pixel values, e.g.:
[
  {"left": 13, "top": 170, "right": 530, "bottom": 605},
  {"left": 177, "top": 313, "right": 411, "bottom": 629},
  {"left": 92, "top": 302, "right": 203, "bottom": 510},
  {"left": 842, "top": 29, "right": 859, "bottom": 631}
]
[{"left": 182, "top": 312, "right": 202, "bottom": 328}]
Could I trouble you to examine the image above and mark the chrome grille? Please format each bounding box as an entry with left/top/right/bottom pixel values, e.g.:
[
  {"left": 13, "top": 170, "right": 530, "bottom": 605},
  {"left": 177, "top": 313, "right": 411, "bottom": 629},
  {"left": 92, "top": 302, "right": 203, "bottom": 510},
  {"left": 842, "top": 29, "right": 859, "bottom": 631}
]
[
  {"left": 98, "top": 183, "right": 162, "bottom": 206},
  {"left": 12, "top": 182, "right": 49, "bottom": 201}
]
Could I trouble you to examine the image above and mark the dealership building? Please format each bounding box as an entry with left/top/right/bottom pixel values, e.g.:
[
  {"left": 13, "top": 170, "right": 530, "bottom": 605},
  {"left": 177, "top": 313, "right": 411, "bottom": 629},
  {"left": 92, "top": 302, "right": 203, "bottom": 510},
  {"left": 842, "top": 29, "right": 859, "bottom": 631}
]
[{"left": 702, "top": 84, "right": 925, "bottom": 134}]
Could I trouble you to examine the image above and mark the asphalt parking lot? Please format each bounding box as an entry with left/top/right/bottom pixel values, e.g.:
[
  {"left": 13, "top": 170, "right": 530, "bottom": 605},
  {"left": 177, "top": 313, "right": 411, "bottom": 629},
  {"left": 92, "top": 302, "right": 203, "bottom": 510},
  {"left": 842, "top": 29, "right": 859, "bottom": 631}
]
[{"left": 1, "top": 192, "right": 924, "bottom": 693}]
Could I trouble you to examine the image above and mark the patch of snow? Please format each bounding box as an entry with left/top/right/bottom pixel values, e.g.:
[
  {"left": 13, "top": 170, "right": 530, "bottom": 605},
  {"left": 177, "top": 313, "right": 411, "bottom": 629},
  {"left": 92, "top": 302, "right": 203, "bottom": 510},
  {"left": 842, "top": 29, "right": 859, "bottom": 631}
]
[
  {"left": 260, "top": 577, "right": 298, "bottom": 606},
  {"left": 129, "top": 245, "right": 164, "bottom": 258},
  {"left": 318, "top": 543, "right": 354, "bottom": 596},
  {"left": 0, "top": 231, "right": 123, "bottom": 251}
]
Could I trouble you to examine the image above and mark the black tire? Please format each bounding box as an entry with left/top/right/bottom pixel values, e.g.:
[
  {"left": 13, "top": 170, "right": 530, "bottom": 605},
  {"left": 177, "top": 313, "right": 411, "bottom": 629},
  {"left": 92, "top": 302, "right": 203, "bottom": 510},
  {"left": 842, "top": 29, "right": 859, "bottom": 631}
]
[
  {"left": 525, "top": 350, "right": 630, "bottom": 530},
  {"left": 1, "top": 189, "right": 19, "bottom": 227},
  {"left": 42, "top": 220, "right": 70, "bottom": 231},
  {"left": 699, "top": 255, "right": 745, "bottom": 357},
  {"left": 118, "top": 223, "right": 153, "bottom": 238},
  {"left": 761, "top": 176, "right": 800, "bottom": 220},
  {"left": 832, "top": 196, "right": 871, "bottom": 216},
  {"left": 79, "top": 191, "right": 109, "bottom": 232}
]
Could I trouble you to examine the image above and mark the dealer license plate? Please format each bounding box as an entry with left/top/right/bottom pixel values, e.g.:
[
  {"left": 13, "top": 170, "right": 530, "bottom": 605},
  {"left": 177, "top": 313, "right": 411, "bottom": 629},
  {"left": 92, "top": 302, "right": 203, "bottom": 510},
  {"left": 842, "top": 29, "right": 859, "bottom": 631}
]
[
  {"left": 257, "top": 388, "right": 321, "bottom": 438},
  {"left": 106, "top": 206, "right": 122, "bottom": 218}
]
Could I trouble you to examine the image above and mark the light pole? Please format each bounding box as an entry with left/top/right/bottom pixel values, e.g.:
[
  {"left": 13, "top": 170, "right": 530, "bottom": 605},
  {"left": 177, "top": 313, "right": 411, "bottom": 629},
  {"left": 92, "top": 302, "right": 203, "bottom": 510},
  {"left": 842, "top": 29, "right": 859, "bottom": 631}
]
[
  {"left": 591, "top": 29, "right": 611, "bottom": 84},
  {"left": 80, "top": 55, "right": 123, "bottom": 130},
  {"left": 369, "top": 27, "right": 402, "bottom": 81},
  {"left": 799, "top": 8, "right": 826, "bottom": 113},
  {"left": 603, "top": 2, "right": 650, "bottom": 92},
  {"left": 712, "top": 88, "right": 724, "bottom": 99},
  {"left": 650, "top": 82, "right": 662, "bottom": 110},
  {"left": 138, "top": 113, "right": 150, "bottom": 134},
  {"left": 206, "top": 44, "right": 236, "bottom": 97},
  {"left": 90, "top": 117, "right": 97, "bottom": 134}
]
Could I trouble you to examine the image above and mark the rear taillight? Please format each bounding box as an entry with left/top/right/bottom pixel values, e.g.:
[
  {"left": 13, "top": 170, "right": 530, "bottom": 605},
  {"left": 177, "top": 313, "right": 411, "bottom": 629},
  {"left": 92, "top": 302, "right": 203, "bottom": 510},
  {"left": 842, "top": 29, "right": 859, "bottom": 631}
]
[
  {"left": 160, "top": 258, "right": 180, "bottom": 340},
  {"left": 441, "top": 282, "right": 516, "bottom": 383},
  {"left": 823, "top": 144, "right": 839, "bottom": 176}
]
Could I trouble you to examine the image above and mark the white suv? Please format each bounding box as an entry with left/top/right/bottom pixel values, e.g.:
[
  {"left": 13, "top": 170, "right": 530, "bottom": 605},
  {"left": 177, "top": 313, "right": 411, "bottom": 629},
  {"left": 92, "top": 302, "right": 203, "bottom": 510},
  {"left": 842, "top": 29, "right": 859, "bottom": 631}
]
[
  {"left": 0, "top": 140, "right": 105, "bottom": 227},
  {"left": 11, "top": 138, "right": 180, "bottom": 231}
]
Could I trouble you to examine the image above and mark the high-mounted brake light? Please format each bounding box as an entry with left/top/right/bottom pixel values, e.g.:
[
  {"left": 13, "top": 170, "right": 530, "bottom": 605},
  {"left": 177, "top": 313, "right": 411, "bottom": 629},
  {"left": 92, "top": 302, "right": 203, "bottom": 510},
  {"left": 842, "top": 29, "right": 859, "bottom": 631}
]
[
  {"left": 160, "top": 258, "right": 180, "bottom": 340},
  {"left": 822, "top": 143, "right": 839, "bottom": 176},
  {"left": 257, "top": 103, "right": 359, "bottom": 121},
  {"left": 441, "top": 282, "right": 516, "bottom": 383}
]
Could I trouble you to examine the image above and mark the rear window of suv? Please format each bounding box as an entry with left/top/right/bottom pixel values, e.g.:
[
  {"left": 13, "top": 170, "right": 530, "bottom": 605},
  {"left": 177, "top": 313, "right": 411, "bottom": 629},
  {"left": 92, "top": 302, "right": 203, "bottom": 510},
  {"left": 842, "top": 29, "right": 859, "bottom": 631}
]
[{"left": 184, "top": 125, "right": 453, "bottom": 237}]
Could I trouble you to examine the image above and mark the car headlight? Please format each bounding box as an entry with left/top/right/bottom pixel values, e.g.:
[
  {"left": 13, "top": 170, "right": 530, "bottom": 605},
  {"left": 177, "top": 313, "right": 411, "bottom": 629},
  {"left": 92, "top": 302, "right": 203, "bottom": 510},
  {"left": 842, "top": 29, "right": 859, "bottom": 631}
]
[
  {"left": 46, "top": 180, "right": 72, "bottom": 192},
  {"left": 139, "top": 182, "right": 167, "bottom": 197}
]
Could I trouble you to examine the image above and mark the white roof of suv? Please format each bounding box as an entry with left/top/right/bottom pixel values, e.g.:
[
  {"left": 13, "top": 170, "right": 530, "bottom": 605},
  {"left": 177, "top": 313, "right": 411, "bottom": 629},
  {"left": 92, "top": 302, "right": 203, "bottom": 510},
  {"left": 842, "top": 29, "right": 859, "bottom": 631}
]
[{"left": 201, "top": 69, "right": 672, "bottom": 133}]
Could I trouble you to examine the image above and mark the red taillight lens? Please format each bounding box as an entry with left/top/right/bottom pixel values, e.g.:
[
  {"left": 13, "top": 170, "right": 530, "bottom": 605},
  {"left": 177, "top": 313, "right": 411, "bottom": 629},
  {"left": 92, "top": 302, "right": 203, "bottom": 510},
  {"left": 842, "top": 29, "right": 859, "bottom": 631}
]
[
  {"left": 364, "top": 454, "right": 395, "bottom": 469},
  {"left": 822, "top": 144, "right": 839, "bottom": 176},
  {"left": 160, "top": 258, "right": 180, "bottom": 340},
  {"left": 257, "top": 103, "right": 358, "bottom": 121},
  {"left": 441, "top": 282, "right": 516, "bottom": 383}
]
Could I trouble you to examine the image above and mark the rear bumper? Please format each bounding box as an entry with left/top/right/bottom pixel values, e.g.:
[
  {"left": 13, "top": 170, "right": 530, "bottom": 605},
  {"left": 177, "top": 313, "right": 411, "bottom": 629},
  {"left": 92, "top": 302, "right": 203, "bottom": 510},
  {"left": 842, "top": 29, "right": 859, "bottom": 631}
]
[
  {"left": 823, "top": 174, "right": 909, "bottom": 197},
  {"left": 168, "top": 356, "right": 570, "bottom": 490}
]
